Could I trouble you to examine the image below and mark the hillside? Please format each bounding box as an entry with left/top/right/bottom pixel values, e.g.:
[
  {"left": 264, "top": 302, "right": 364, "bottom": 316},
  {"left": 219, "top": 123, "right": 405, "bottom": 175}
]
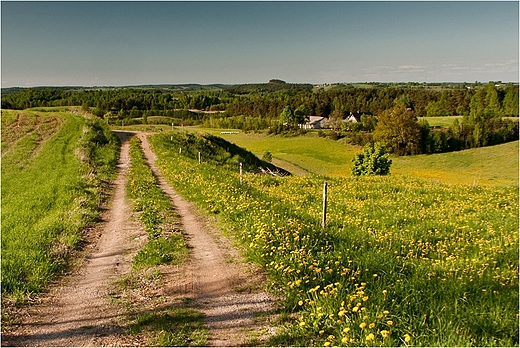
[
  {"left": 197, "top": 128, "right": 518, "bottom": 186},
  {"left": 391, "top": 140, "right": 519, "bottom": 186}
]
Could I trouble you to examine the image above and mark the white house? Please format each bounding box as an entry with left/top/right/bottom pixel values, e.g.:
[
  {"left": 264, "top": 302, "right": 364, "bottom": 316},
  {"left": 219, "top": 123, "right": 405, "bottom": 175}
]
[{"left": 300, "top": 116, "right": 327, "bottom": 129}]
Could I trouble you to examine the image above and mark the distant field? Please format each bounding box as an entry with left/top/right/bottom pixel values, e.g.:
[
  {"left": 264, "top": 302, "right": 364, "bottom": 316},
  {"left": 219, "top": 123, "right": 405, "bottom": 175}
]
[
  {"left": 417, "top": 116, "right": 463, "bottom": 127},
  {"left": 418, "top": 116, "right": 519, "bottom": 127},
  {"left": 392, "top": 141, "right": 519, "bottom": 187},
  {"left": 194, "top": 128, "right": 359, "bottom": 176},
  {"left": 190, "top": 127, "right": 518, "bottom": 187}
]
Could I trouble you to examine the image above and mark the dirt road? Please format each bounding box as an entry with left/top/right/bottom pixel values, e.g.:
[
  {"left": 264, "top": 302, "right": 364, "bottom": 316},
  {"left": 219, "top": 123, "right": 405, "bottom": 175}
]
[{"left": 2, "top": 131, "right": 277, "bottom": 346}]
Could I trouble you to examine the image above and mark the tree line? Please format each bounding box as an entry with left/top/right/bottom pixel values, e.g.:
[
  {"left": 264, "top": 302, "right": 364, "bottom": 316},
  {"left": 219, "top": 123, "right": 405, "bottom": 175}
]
[{"left": 3, "top": 82, "right": 518, "bottom": 119}]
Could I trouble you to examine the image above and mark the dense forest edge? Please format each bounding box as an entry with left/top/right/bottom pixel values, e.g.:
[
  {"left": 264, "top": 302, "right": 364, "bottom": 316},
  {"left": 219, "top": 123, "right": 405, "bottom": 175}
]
[{"left": 2, "top": 80, "right": 518, "bottom": 155}]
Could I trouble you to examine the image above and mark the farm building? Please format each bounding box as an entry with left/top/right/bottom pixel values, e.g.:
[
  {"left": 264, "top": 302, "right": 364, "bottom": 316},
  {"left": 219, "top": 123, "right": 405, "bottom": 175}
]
[{"left": 300, "top": 116, "right": 328, "bottom": 129}]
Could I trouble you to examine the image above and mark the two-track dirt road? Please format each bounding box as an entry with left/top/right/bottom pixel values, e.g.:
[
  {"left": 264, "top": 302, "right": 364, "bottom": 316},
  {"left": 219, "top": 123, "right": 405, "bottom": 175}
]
[{"left": 2, "top": 131, "right": 277, "bottom": 347}]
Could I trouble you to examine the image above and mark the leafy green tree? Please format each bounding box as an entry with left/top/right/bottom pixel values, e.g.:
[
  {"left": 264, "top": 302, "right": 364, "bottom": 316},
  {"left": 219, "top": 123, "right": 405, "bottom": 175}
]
[
  {"left": 279, "top": 105, "right": 296, "bottom": 127},
  {"left": 373, "top": 104, "right": 422, "bottom": 155},
  {"left": 351, "top": 143, "right": 392, "bottom": 176},
  {"left": 502, "top": 86, "right": 519, "bottom": 116},
  {"left": 294, "top": 105, "right": 310, "bottom": 125}
]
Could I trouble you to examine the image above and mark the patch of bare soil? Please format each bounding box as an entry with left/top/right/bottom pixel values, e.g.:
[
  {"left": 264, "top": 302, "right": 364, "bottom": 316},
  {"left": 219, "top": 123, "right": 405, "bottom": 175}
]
[{"left": 2, "top": 131, "right": 279, "bottom": 347}]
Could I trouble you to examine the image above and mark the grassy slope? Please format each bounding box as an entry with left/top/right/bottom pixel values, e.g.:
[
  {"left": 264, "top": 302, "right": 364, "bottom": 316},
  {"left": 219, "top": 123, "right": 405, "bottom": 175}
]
[
  {"left": 392, "top": 141, "right": 519, "bottom": 186},
  {"left": 1, "top": 110, "right": 119, "bottom": 299},
  {"left": 149, "top": 131, "right": 518, "bottom": 346},
  {"left": 193, "top": 128, "right": 359, "bottom": 176},
  {"left": 192, "top": 127, "right": 518, "bottom": 187}
]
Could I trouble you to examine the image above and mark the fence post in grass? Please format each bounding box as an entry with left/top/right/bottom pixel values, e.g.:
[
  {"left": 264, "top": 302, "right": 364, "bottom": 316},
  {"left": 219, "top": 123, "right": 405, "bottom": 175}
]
[
  {"left": 198, "top": 151, "right": 201, "bottom": 164},
  {"left": 240, "top": 162, "right": 243, "bottom": 184},
  {"left": 322, "top": 181, "right": 328, "bottom": 228},
  {"left": 179, "top": 147, "right": 182, "bottom": 154}
]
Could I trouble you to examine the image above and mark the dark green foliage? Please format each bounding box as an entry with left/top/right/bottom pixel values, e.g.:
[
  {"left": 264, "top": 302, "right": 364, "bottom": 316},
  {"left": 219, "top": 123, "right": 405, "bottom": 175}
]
[
  {"left": 373, "top": 104, "right": 423, "bottom": 155},
  {"left": 351, "top": 143, "right": 392, "bottom": 176},
  {"left": 262, "top": 151, "right": 273, "bottom": 163}
]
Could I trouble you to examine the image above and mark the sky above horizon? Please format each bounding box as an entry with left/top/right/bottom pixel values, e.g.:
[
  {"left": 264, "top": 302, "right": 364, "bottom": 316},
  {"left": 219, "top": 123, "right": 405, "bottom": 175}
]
[{"left": 1, "top": 1, "right": 519, "bottom": 87}]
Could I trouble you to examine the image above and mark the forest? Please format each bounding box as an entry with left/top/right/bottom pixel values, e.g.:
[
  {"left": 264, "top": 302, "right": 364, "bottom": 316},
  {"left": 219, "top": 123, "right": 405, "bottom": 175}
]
[{"left": 2, "top": 81, "right": 518, "bottom": 155}]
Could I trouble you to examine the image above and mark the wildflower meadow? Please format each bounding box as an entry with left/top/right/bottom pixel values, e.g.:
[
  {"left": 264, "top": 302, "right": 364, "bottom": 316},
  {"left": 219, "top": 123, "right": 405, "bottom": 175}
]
[{"left": 149, "top": 131, "right": 518, "bottom": 346}]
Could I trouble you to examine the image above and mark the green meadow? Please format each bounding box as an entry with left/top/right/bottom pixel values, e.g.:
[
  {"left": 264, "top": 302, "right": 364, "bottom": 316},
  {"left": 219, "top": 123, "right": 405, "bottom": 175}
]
[
  {"left": 195, "top": 128, "right": 358, "bottom": 176},
  {"left": 189, "top": 127, "right": 519, "bottom": 187},
  {"left": 1, "top": 110, "right": 119, "bottom": 300},
  {"left": 149, "top": 130, "right": 518, "bottom": 346}
]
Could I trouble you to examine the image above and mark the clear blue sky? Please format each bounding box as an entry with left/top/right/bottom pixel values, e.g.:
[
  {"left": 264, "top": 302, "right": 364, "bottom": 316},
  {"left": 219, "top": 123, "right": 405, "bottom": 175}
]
[{"left": 1, "top": 1, "right": 518, "bottom": 87}]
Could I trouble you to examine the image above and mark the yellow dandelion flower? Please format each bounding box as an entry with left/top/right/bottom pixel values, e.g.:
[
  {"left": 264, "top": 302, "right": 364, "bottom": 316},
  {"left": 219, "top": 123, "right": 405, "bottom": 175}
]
[
  {"left": 338, "top": 310, "right": 346, "bottom": 317},
  {"left": 341, "top": 337, "right": 349, "bottom": 344},
  {"left": 369, "top": 322, "right": 376, "bottom": 329},
  {"left": 324, "top": 342, "right": 331, "bottom": 347},
  {"left": 359, "top": 322, "right": 367, "bottom": 329},
  {"left": 343, "top": 327, "right": 351, "bottom": 333},
  {"left": 319, "top": 330, "right": 325, "bottom": 335},
  {"left": 299, "top": 321, "right": 306, "bottom": 327},
  {"left": 366, "top": 333, "right": 375, "bottom": 341},
  {"left": 387, "top": 320, "right": 393, "bottom": 326},
  {"left": 383, "top": 310, "right": 390, "bottom": 315},
  {"left": 404, "top": 334, "right": 411, "bottom": 343},
  {"left": 381, "top": 330, "right": 390, "bottom": 339},
  {"left": 352, "top": 306, "right": 359, "bottom": 312},
  {"left": 298, "top": 300, "right": 304, "bottom": 306},
  {"left": 328, "top": 335, "right": 335, "bottom": 340}
]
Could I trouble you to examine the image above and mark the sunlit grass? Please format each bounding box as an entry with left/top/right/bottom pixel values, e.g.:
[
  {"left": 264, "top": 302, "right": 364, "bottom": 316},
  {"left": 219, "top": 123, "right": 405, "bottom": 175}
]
[
  {"left": 1, "top": 110, "right": 119, "bottom": 300},
  {"left": 149, "top": 131, "right": 518, "bottom": 346},
  {"left": 392, "top": 141, "right": 519, "bottom": 186},
  {"left": 191, "top": 128, "right": 359, "bottom": 176}
]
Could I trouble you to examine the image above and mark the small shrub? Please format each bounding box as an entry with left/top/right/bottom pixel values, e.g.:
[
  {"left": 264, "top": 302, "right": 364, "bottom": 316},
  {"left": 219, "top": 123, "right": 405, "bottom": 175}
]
[
  {"left": 262, "top": 151, "right": 273, "bottom": 163},
  {"left": 351, "top": 143, "right": 392, "bottom": 176}
]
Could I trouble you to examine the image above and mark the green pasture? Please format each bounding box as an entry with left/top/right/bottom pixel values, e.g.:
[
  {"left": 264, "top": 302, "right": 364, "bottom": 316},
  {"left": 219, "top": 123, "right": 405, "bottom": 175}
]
[
  {"left": 189, "top": 127, "right": 519, "bottom": 187},
  {"left": 418, "top": 116, "right": 519, "bottom": 127},
  {"left": 190, "top": 128, "right": 359, "bottom": 176},
  {"left": 417, "top": 116, "right": 463, "bottom": 127}
]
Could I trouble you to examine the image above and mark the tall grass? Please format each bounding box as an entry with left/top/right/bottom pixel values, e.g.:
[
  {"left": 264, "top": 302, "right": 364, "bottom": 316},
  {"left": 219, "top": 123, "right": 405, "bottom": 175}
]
[
  {"left": 149, "top": 131, "right": 518, "bottom": 346},
  {"left": 1, "top": 111, "right": 119, "bottom": 300}
]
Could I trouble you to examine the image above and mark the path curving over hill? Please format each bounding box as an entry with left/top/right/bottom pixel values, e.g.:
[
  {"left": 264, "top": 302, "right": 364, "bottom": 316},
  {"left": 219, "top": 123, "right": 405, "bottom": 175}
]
[{"left": 2, "top": 131, "right": 277, "bottom": 347}]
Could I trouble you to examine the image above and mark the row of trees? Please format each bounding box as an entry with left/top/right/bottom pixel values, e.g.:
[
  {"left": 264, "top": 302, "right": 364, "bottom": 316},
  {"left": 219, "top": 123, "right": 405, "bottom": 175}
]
[
  {"left": 3, "top": 83, "right": 518, "bottom": 119},
  {"left": 369, "top": 103, "right": 518, "bottom": 156}
]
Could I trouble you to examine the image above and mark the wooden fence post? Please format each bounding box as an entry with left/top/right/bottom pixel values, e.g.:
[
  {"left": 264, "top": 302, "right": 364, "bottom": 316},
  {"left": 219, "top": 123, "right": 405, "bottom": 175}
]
[
  {"left": 240, "top": 162, "right": 243, "bottom": 184},
  {"left": 322, "top": 181, "right": 328, "bottom": 228},
  {"left": 198, "top": 151, "right": 201, "bottom": 164}
]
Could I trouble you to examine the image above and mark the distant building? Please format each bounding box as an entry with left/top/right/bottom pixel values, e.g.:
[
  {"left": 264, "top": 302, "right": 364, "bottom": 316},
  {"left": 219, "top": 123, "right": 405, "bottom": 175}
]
[
  {"left": 301, "top": 116, "right": 327, "bottom": 129},
  {"left": 345, "top": 111, "right": 372, "bottom": 123}
]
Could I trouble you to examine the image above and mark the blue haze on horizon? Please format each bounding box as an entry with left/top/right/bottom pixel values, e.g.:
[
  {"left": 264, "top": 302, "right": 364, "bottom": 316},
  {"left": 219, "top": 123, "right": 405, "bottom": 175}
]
[{"left": 1, "top": 1, "right": 518, "bottom": 87}]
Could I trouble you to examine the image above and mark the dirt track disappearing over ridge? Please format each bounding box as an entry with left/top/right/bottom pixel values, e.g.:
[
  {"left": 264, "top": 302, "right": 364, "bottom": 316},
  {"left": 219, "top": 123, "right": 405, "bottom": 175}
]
[{"left": 2, "top": 131, "right": 277, "bottom": 347}]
